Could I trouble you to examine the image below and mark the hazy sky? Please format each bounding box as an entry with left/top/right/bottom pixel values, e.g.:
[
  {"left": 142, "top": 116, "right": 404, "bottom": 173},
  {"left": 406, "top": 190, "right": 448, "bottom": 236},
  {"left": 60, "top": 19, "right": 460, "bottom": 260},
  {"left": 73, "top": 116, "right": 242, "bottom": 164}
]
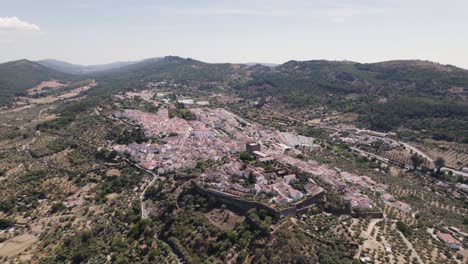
[{"left": 1, "top": 0, "right": 467, "bottom": 68}]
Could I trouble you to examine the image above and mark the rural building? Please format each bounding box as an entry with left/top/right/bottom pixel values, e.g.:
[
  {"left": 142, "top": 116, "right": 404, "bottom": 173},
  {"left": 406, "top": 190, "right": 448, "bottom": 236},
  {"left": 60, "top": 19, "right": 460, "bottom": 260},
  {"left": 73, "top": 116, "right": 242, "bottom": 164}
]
[
  {"left": 393, "top": 201, "right": 412, "bottom": 214},
  {"left": 195, "top": 101, "right": 210, "bottom": 106},
  {"left": 383, "top": 242, "right": 392, "bottom": 252},
  {"left": 283, "top": 174, "right": 297, "bottom": 184},
  {"left": 252, "top": 151, "right": 269, "bottom": 160},
  {"left": 382, "top": 193, "right": 395, "bottom": 202},
  {"left": 192, "top": 126, "right": 216, "bottom": 138},
  {"left": 177, "top": 99, "right": 194, "bottom": 106},
  {"left": 437, "top": 232, "right": 461, "bottom": 250}
]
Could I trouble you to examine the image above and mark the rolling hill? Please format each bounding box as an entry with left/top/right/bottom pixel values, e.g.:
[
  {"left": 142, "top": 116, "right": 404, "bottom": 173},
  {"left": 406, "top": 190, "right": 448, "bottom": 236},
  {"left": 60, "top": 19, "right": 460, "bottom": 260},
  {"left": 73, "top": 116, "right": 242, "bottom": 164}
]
[
  {"left": 0, "top": 59, "right": 74, "bottom": 106},
  {"left": 2, "top": 56, "right": 467, "bottom": 141},
  {"left": 36, "top": 59, "right": 145, "bottom": 74}
]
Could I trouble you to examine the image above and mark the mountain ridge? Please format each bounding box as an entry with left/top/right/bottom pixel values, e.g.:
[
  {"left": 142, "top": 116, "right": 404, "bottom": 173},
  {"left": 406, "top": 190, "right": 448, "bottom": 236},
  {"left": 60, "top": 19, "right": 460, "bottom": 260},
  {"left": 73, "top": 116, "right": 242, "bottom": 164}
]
[
  {"left": 0, "top": 59, "right": 75, "bottom": 105},
  {"left": 29, "top": 57, "right": 468, "bottom": 73}
]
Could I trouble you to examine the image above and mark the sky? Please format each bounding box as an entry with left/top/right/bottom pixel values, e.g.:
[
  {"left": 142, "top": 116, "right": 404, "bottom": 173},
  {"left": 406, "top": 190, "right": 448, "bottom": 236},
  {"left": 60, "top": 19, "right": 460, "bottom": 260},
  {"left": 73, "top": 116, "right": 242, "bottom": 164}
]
[{"left": 1, "top": 0, "right": 468, "bottom": 68}]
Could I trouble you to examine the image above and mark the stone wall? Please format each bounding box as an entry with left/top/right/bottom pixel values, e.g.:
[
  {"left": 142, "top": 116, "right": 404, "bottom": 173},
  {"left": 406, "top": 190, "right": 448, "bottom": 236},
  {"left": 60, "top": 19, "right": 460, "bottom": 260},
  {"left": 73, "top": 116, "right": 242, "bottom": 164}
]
[
  {"left": 192, "top": 181, "right": 280, "bottom": 217},
  {"left": 192, "top": 181, "right": 325, "bottom": 218}
]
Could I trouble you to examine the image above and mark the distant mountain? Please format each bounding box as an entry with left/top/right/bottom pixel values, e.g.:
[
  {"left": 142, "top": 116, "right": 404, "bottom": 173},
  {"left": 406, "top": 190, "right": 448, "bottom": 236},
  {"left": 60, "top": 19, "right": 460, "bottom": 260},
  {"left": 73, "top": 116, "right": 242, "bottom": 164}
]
[
  {"left": 36, "top": 59, "right": 149, "bottom": 74},
  {"left": 97, "top": 56, "right": 251, "bottom": 81},
  {"left": 243, "top": 59, "right": 468, "bottom": 142},
  {"left": 243, "top": 62, "right": 279, "bottom": 67},
  {"left": 2, "top": 56, "right": 468, "bottom": 142},
  {"left": 0, "top": 59, "right": 73, "bottom": 105}
]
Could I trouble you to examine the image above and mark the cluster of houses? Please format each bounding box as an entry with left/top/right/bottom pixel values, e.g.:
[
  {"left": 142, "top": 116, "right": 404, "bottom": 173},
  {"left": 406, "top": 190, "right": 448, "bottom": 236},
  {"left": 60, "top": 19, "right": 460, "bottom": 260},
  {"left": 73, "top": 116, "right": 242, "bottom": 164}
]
[
  {"left": 110, "top": 92, "right": 406, "bottom": 213},
  {"left": 200, "top": 143, "right": 324, "bottom": 206}
]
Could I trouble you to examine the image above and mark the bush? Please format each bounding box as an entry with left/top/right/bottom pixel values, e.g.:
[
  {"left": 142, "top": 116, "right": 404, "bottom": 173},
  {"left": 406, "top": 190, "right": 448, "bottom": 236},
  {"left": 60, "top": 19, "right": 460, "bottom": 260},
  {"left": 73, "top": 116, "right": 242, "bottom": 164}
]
[
  {"left": 239, "top": 151, "right": 254, "bottom": 161},
  {"left": 169, "top": 108, "right": 196, "bottom": 120},
  {"left": 36, "top": 113, "right": 76, "bottom": 131},
  {"left": 396, "top": 221, "right": 412, "bottom": 236},
  {"left": 0, "top": 218, "right": 15, "bottom": 229},
  {"left": 51, "top": 202, "right": 66, "bottom": 213}
]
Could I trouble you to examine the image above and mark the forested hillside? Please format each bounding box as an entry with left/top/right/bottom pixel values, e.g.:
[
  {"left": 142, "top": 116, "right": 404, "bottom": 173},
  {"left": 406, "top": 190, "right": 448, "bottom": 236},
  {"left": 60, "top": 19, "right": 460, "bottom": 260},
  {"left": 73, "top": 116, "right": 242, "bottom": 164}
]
[
  {"left": 237, "top": 60, "right": 468, "bottom": 142},
  {"left": 1, "top": 57, "right": 467, "bottom": 142},
  {"left": 37, "top": 59, "right": 141, "bottom": 74},
  {"left": 0, "top": 60, "right": 73, "bottom": 105}
]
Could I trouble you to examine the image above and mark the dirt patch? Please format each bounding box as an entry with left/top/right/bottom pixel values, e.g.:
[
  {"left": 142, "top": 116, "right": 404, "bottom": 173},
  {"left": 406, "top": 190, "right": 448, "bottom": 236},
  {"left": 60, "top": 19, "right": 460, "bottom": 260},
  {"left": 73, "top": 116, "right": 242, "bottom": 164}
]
[
  {"left": 206, "top": 208, "right": 245, "bottom": 230},
  {"left": 0, "top": 233, "right": 38, "bottom": 257},
  {"left": 448, "top": 86, "right": 465, "bottom": 94},
  {"left": 27, "top": 80, "right": 66, "bottom": 94},
  {"left": 17, "top": 80, "right": 97, "bottom": 105},
  {"left": 106, "top": 169, "right": 121, "bottom": 177},
  {"left": 362, "top": 238, "right": 383, "bottom": 250}
]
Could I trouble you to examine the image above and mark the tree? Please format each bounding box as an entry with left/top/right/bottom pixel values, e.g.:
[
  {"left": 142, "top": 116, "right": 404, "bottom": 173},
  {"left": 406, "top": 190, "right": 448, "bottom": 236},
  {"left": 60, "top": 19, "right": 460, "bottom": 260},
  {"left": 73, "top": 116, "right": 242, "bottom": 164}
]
[
  {"left": 434, "top": 157, "right": 445, "bottom": 174},
  {"left": 0, "top": 218, "right": 15, "bottom": 229},
  {"left": 410, "top": 154, "right": 424, "bottom": 170},
  {"left": 50, "top": 202, "right": 66, "bottom": 213},
  {"left": 248, "top": 172, "right": 256, "bottom": 184},
  {"left": 239, "top": 151, "right": 254, "bottom": 161},
  {"left": 396, "top": 221, "right": 412, "bottom": 236}
]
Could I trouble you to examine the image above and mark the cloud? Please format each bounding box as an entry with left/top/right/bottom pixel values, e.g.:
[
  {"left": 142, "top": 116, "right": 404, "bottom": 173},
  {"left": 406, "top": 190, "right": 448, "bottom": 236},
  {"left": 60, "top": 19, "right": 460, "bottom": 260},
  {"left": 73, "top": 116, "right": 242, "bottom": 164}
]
[{"left": 0, "top": 17, "right": 40, "bottom": 31}]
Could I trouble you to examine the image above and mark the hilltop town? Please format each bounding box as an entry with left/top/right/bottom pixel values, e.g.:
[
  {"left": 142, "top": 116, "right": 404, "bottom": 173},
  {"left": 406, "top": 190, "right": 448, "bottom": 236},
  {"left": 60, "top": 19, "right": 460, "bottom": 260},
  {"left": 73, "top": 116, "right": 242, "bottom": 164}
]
[
  {"left": 102, "top": 87, "right": 467, "bottom": 263},
  {"left": 0, "top": 57, "right": 467, "bottom": 264}
]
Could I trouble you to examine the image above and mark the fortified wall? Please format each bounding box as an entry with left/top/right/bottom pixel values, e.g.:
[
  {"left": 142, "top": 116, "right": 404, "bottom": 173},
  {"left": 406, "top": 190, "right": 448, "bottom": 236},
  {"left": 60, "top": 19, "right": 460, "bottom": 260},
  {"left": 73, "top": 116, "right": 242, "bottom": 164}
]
[{"left": 192, "top": 181, "right": 324, "bottom": 218}]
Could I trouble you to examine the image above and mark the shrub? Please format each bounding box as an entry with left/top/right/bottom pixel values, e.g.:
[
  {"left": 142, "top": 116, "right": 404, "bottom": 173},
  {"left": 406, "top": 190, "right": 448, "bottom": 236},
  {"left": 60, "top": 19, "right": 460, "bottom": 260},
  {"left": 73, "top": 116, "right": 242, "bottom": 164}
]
[{"left": 0, "top": 218, "right": 15, "bottom": 229}]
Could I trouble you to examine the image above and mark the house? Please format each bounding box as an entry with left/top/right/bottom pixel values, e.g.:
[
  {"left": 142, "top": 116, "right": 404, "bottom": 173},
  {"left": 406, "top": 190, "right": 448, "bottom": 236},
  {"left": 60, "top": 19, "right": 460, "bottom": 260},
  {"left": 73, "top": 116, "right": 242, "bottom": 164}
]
[
  {"left": 177, "top": 99, "right": 194, "bottom": 105},
  {"left": 192, "top": 126, "right": 215, "bottom": 138},
  {"left": 273, "top": 195, "right": 289, "bottom": 204},
  {"left": 382, "top": 193, "right": 395, "bottom": 203},
  {"left": 283, "top": 174, "right": 297, "bottom": 184},
  {"left": 383, "top": 242, "right": 392, "bottom": 252},
  {"left": 252, "top": 151, "right": 269, "bottom": 160},
  {"left": 272, "top": 182, "right": 303, "bottom": 201},
  {"left": 448, "top": 226, "right": 468, "bottom": 238},
  {"left": 360, "top": 256, "right": 371, "bottom": 263},
  {"left": 276, "top": 143, "right": 292, "bottom": 152},
  {"left": 344, "top": 193, "right": 373, "bottom": 210},
  {"left": 254, "top": 183, "right": 271, "bottom": 194},
  {"left": 222, "top": 163, "right": 242, "bottom": 176},
  {"left": 255, "top": 174, "right": 268, "bottom": 185},
  {"left": 195, "top": 101, "right": 210, "bottom": 106},
  {"left": 437, "top": 232, "right": 461, "bottom": 250},
  {"left": 258, "top": 156, "right": 275, "bottom": 163},
  {"left": 207, "top": 173, "right": 229, "bottom": 183},
  {"left": 217, "top": 181, "right": 231, "bottom": 191},
  {"left": 393, "top": 201, "right": 412, "bottom": 214},
  {"left": 289, "top": 189, "right": 303, "bottom": 200},
  {"left": 277, "top": 170, "right": 287, "bottom": 176},
  {"left": 232, "top": 183, "right": 251, "bottom": 194},
  {"left": 304, "top": 183, "right": 325, "bottom": 197}
]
